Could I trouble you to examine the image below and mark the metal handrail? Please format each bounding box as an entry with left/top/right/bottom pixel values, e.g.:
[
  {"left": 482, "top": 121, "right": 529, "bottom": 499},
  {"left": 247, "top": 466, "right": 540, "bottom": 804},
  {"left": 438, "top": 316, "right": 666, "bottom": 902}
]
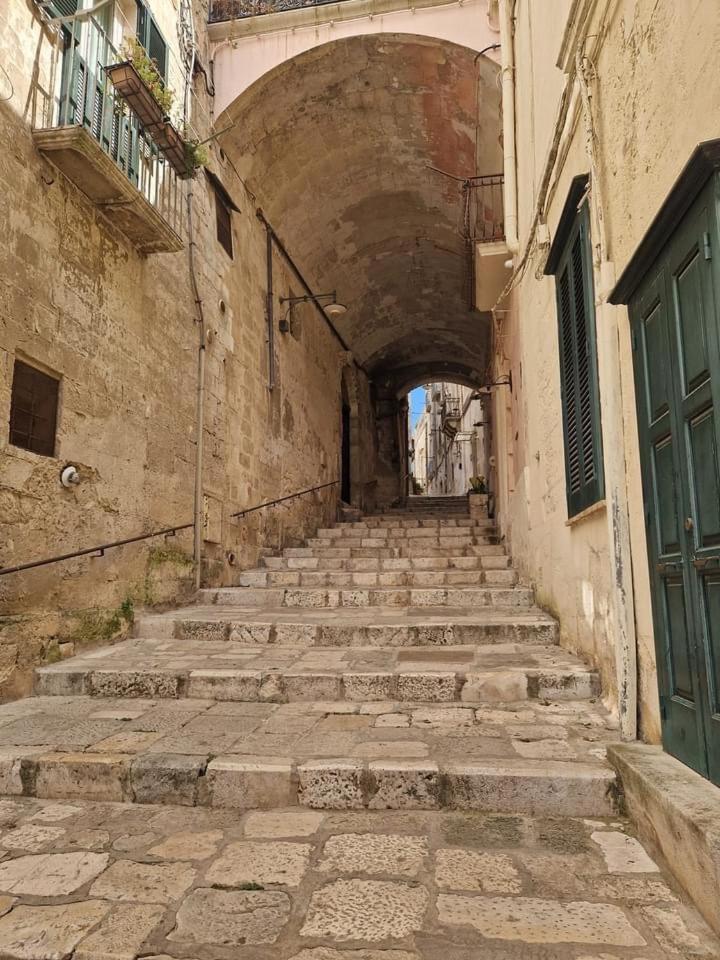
[
  {"left": 230, "top": 480, "right": 339, "bottom": 519},
  {"left": 0, "top": 480, "right": 339, "bottom": 576}
]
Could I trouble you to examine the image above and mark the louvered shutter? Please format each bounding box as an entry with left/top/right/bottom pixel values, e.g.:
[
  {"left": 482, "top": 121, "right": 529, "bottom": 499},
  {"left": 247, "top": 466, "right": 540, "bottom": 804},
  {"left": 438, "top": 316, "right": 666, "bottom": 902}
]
[
  {"left": 555, "top": 206, "right": 604, "bottom": 517},
  {"left": 136, "top": 1, "right": 168, "bottom": 83}
]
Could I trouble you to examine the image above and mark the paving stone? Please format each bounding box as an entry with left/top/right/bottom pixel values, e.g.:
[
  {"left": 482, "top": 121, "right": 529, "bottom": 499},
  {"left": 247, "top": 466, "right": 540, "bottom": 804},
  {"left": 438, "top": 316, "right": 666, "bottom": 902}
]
[
  {"left": 591, "top": 831, "right": 660, "bottom": 873},
  {"left": 89, "top": 859, "right": 196, "bottom": 904},
  {"left": 437, "top": 894, "right": 647, "bottom": 945},
  {"left": 148, "top": 830, "right": 223, "bottom": 860},
  {"left": 0, "top": 900, "right": 111, "bottom": 960},
  {"left": 29, "top": 802, "right": 83, "bottom": 822},
  {"left": 74, "top": 903, "right": 165, "bottom": 960},
  {"left": 0, "top": 823, "right": 66, "bottom": 852},
  {"left": 243, "top": 810, "right": 326, "bottom": 838},
  {"left": 435, "top": 848, "right": 521, "bottom": 893},
  {"left": 168, "top": 887, "right": 291, "bottom": 945},
  {"left": 319, "top": 833, "right": 428, "bottom": 877},
  {"left": 301, "top": 878, "right": 429, "bottom": 941},
  {"left": 0, "top": 851, "right": 109, "bottom": 895},
  {"left": 205, "top": 840, "right": 311, "bottom": 887},
  {"left": 594, "top": 876, "right": 678, "bottom": 903},
  {"left": 375, "top": 713, "right": 410, "bottom": 727}
]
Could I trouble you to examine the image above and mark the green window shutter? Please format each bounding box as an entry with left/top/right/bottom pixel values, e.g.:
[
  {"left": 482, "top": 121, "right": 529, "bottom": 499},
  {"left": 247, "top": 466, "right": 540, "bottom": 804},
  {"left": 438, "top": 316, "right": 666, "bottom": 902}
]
[
  {"left": 136, "top": 1, "right": 168, "bottom": 82},
  {"left": 555, "top": 206, "right": 604, "bottom": 517}
]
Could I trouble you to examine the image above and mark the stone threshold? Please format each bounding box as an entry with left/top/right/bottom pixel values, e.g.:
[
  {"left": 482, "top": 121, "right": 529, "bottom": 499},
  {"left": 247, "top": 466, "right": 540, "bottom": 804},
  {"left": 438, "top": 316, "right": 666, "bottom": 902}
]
[
  {"left": 1, "top": 751, "right": 617, "bottom": 817},
  {"left": 608, "top": 742, "right": 720, "bottom": 937}
]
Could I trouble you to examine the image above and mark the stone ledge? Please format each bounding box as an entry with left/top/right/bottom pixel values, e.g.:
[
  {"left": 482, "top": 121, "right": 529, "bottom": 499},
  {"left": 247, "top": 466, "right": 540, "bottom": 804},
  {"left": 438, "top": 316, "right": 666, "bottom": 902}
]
[{"left": 608, "top": 742, "right": 720, "bottom": 937}]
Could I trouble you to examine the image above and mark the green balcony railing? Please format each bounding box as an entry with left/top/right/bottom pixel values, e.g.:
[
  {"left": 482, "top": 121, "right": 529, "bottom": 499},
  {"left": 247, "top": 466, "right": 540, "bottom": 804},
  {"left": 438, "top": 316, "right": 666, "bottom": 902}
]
[{"left": 46, "top": 14, "right": 183, "bottom": 235}]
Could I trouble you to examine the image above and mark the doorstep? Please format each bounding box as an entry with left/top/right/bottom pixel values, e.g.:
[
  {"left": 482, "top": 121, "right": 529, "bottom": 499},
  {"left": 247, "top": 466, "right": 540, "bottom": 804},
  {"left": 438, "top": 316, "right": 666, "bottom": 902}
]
[{"left": 608, "top": 742, "right": 720, "bottom": 937}]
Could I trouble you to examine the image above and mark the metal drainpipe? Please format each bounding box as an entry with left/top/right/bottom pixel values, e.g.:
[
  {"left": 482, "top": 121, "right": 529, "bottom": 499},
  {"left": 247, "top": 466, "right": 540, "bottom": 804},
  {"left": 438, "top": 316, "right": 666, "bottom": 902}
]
[
  {"left": 499, "top": 0, "right": 519, "bottom": 256},
  {"left": 184, "top": 40, "right": 206, "bottom": 592},
  {"left": 265, "top": 225, "right": 275, "bottom": 391}
]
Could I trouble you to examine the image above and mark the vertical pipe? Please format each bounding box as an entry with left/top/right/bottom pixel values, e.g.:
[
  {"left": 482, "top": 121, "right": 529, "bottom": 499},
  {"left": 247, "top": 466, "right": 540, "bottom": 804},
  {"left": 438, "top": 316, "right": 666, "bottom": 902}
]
[
  {"left": 266, "top": 226, "right": 275, "bottom": 391},
  {"left": 187, "top": 181, "right": 206, "bottom": 591},
  {"left": 499, "top": 0, "right": 519, "bottom": 255}
]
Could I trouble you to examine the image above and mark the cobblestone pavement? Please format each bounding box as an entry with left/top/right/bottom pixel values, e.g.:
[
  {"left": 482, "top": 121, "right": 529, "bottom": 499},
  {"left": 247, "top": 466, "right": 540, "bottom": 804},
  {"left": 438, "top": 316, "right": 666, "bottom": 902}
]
[{"left": 0, "top": 797, "right": 717, "bottom": 959}]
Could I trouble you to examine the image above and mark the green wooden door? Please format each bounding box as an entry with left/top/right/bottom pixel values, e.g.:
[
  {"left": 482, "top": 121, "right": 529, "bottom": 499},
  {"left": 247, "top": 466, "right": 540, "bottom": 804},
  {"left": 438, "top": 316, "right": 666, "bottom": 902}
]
[{"left": 631, "top": 177, "right": 720, "bottom": 785}]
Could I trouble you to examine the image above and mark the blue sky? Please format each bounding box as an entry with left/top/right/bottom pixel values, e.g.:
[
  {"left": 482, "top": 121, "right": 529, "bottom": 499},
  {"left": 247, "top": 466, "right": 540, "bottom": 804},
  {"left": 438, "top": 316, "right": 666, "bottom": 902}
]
[{"left": 408, "top": 387, "right": 426, "bottom": 429}]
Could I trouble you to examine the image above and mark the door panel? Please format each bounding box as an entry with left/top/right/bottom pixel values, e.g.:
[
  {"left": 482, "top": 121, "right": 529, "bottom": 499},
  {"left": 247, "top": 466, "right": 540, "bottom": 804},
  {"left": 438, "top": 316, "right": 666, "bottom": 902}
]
[{"left": 631, "top": 177, "right": 720, "bottom": 785}]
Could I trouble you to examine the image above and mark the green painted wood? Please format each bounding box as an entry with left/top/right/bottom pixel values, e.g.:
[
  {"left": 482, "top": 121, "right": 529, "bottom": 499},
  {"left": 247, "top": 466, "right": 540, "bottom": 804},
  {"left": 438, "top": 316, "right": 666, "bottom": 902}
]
[
  {"left": 554, "top": 204, "right": 604, "bottom": 518},
  {"left": 630, "top": 175, "right": 720, "bottom": 786}
]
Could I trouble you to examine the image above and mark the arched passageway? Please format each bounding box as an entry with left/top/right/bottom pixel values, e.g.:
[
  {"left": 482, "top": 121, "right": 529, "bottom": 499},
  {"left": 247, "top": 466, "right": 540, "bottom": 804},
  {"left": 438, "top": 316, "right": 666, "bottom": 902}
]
[{"left": 218, "top": 32, "right": 502, "bottom": 503}]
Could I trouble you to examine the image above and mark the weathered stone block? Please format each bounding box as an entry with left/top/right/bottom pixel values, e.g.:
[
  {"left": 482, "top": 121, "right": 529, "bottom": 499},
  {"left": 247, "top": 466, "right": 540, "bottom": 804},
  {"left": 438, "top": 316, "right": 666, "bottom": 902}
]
[
  {"left": 207, "top": 756, "right": 295, "bottom": 809},
  {"left": 131, "top": 754, "right": 205, "bottom": 806},
  {"left": 298, "top": 760, "right": 365, "bottom": 809}
]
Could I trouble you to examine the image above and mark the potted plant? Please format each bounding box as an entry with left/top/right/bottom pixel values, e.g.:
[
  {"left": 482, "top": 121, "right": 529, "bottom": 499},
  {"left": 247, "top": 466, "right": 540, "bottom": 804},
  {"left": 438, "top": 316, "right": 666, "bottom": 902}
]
[
  {"left": 106, "top": 42, "right": 209, "bottom": 179},
  {"left": 105, "top": 39, "right": 175, "bottom": 132},
  {"left": 468, "top": 475, "right": 487, "bottom": 494}
]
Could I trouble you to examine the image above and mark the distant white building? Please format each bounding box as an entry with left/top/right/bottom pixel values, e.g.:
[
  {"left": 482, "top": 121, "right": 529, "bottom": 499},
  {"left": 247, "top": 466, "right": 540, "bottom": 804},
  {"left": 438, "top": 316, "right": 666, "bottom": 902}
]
[{"left": 410, "top": 383, "right": 488, "bottom": 496}]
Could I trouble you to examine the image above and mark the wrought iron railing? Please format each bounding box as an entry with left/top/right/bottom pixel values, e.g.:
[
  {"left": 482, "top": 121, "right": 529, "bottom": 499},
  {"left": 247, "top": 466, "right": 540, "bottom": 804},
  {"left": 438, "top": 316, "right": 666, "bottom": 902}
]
[
  {"left": 43, "top": 14, "right": 183, "bottom": 234},
  {"left": 474, "top": 173, "right": 505, "bottom": 242},
  {"left": 210, "top": 0, "right": 346, "bottom": 22},
  {"left": 0, "top": 481, "right": 338, "bottom": 576}
]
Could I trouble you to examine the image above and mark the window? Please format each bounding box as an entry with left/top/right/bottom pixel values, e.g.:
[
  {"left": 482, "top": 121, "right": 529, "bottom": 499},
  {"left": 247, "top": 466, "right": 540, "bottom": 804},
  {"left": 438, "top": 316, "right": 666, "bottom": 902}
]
[
  {"left": 215, "top": 188, "right": 233, "bottom": 258},
  {"left": 545, "top": 176, "right": 604, "bottom": 518},
  {"left": 136, "top": 1, "right": 167, "bottom": 81},
  {"left": 9, "top": 360, "right": 60, "bottom": 457}
]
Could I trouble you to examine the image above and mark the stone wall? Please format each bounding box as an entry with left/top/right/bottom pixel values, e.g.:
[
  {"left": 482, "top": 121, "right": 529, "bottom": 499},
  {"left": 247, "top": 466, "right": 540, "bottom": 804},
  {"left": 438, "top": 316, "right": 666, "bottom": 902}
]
[
  {"left": 0, "top": 0, "right": 374, "bottom": 699},
  {"left": 493, "top": 0, "right": 720, "bottom": 739}
]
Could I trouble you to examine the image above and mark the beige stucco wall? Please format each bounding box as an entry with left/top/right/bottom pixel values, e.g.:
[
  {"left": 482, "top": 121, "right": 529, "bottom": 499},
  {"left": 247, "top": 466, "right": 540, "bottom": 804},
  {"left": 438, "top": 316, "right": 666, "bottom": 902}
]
[
  {"left": 494, "top": 0, "right": 720, "bottom": 741},
  {"left": 0, "top": 0, "right": 374, "bottom": 699}
]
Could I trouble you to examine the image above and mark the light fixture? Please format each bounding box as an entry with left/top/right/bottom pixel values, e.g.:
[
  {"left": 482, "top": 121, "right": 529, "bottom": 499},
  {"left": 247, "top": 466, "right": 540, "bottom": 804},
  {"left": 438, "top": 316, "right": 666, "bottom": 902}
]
[
  {"left": 279, "top": 290, "right": 347, "bottom": 324},
  {"left": 471, "top": 373, "right": 513, "bottom": 397}
]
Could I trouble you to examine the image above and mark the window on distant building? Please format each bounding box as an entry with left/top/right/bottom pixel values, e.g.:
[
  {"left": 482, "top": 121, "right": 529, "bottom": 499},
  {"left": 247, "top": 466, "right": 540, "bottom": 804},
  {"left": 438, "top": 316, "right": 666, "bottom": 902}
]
[
  {"left": 545, "top": 175, "right": 604, "bottom": 518},
  {"left": 9, "top": 359, "right": 60, "bottom": 457}
]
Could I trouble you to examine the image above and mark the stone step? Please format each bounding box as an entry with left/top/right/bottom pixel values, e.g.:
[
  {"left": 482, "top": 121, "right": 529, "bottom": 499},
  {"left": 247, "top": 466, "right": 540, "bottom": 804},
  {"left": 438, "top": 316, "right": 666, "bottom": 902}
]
[
  {"left": 195, "top": 585, "right": 533, "bottom": 609},
  {"left": 306, "top": 536, "right": 498, "bottom": 550},
  {"left": 132, "top": 606, "right": 559, "bottom": 646},
  {"left": 262, "top": 554, "right": 512, "bottom": 571},
  {"left": 282, "top": 544, "right": 506, "bottom": 559},
  {"left": 240, "top": 568, "right": 517, "bottom": 588},
  {"left": 35, "top": 639, "right": 598, "bottom": 703},
  {"left": 0, "top": 695, "right": 617, "bottom": 815},
  {"left": 319, "top": 524, "right": 495, "bottom": 537},
  {"left": 338, "top": 518, "right": 485, "bottom": 528}
]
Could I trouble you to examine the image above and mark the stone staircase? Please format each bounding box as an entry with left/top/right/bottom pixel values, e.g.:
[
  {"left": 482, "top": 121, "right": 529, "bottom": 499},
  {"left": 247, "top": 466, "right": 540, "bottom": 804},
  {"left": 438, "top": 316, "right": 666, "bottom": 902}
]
[{"left": 1, "top": 497, "right": 620, "bottom": 817}]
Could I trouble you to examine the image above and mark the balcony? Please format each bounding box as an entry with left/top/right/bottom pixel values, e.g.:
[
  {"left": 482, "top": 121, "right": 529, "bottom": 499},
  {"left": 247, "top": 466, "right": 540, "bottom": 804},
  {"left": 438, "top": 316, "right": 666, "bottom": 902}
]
[
  {"left": 33, "top": 16, "right": 183, "bottom": 255},
  {"left": 210, "top": 0, "right": 345, "bottom": 21},
  {"left": 473, "top": 173, "right": 510, "bottom": 311}
]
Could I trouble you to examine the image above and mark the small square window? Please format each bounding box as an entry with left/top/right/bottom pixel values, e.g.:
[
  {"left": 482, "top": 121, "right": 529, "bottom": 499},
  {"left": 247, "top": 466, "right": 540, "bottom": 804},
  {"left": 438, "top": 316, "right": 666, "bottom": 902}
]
[
  {"left": 215, "top": 188, "right": 233, "bottom": 259},
  {"left": 9, "top": 359, "right": 60, "bottom": 457}
]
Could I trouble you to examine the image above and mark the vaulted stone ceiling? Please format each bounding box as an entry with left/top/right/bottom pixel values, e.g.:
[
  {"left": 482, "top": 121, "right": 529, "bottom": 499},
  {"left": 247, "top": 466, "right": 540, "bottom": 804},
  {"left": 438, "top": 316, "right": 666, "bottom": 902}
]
[{"left": 220, "top": 33, "right": 501, "bottom": 386}]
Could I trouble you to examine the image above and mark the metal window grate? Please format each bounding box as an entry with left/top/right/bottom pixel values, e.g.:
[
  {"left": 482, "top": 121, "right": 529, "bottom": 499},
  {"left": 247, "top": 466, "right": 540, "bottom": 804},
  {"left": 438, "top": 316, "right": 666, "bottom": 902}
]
[
  {"left": 9, "top": 360, "right": 60, "bottom": 457},
  {"left": 215, "top": 188, "right": 233, "bottom": 258}
]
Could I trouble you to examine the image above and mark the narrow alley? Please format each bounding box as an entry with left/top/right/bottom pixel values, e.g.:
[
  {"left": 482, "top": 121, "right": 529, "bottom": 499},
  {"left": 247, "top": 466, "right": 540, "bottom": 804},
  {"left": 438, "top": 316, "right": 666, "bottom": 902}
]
[{"left": 1, "top": 0, "right": 720, "bottom": 956}]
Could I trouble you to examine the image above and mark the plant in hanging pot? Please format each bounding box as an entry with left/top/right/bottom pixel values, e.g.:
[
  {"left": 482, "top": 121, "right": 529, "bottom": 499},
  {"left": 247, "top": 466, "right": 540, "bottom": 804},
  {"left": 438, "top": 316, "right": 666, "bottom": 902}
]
[
  {"left": 183, "top": 137, "right": 210, "bottom": 177},
  {"left": 105, "top": 39, "right": 175, "bottom": 132}
]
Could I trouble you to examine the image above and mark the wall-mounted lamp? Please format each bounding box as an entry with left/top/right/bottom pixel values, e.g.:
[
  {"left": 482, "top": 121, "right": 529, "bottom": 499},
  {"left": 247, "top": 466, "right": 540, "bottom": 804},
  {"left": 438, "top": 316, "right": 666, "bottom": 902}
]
[
  {"left": 471, "top": 373, "right": 513, "bottom": 397},
  {"left": 278, "top": 291, "right": 347, "bottom": 333}
]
